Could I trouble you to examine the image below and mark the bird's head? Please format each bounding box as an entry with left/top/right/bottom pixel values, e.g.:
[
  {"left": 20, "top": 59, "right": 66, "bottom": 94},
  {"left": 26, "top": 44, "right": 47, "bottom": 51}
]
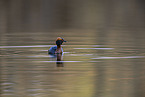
[{"left": 56, "top": 37, "right": 66, "bottom": 46}]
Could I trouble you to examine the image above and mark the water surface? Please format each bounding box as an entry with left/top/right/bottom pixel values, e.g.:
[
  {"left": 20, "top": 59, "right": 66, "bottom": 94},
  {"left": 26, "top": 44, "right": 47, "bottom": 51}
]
[
  {"left": 0, "top": 30, "right": 145, "bottom": 97},
  {"left": 1, "top": 0, "right": 145, "bottom": 97}
]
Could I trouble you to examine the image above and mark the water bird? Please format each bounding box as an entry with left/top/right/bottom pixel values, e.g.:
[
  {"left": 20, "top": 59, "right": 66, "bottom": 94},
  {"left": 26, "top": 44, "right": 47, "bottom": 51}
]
[{"left": 48, "top": 37, "right": 66, "bottom": 54}]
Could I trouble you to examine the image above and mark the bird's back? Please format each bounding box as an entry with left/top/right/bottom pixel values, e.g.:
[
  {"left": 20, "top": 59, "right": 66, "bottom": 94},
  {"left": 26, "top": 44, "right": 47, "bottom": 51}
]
[
  {"left": 48, "top": 46, "right": 57, "bottom": 54},
  {"left": 48, "top": 46, "right": 63, "bottom": 54}
]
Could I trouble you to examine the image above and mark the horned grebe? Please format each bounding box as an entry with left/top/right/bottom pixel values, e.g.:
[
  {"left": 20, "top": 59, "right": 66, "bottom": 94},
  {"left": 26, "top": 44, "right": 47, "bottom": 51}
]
[{"left": 48, "top": 37, "right": 66, "bottom": 54}]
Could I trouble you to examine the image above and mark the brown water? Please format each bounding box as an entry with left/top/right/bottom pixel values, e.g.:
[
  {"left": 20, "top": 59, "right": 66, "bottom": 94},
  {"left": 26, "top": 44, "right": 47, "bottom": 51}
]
[
  {"left": 0, "top": 30, "right": 145, "bottom": 97},
  {"left": 1, "top": 0, "right": 145, "bottom": 97}
]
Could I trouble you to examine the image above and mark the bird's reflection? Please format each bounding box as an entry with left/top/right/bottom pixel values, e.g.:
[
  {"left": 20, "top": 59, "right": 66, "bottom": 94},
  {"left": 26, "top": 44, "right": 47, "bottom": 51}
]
[
  {"left": 56, "top": 54, "right": 64, "bottom": 67},
  {"left": 49, "top": 53, "right": 64, "bottom": 67}
]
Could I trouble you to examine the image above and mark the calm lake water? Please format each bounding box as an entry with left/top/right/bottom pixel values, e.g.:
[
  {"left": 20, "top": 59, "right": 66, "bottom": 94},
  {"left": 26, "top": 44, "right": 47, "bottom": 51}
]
[
  {"left": 0, "top": 0, "right": 145, "bottom": 97},
  {"left": 0, "top": 30, "right": 145, "bottom": 97}
]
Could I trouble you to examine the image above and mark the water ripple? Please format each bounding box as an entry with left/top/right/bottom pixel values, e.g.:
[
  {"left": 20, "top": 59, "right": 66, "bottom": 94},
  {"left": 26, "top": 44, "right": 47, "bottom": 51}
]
[
  {"left": 0, "top": 45, "right": 53, "bottom": 48},
  {"left": 74, "top": 48, "right": 114, "bottom": 50},
  {"left": 40, "top": 61, "right": 100, "bottom": 63},
  {"left": 92, "top": 56, "right": 145, "bottom": 59}
]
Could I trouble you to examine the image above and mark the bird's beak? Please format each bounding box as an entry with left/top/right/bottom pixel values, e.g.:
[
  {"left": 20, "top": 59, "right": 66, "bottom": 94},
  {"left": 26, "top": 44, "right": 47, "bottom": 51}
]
[{"left": 61, "top": 38, "right": 67, "bottom": 42}]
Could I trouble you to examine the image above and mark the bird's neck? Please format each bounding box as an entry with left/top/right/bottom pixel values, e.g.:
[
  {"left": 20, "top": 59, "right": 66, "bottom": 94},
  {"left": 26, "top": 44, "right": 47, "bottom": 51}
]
[{"left": 57, "top": 45, "right": 61, "bottom": 48}]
